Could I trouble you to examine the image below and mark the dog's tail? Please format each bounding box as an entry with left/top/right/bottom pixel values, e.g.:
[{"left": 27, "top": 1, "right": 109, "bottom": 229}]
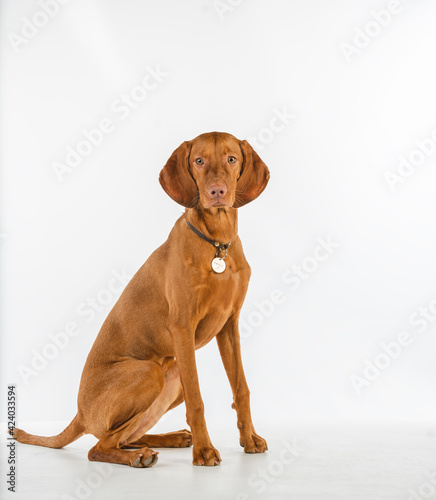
[{"left": 9, "top": 414, "right": 85, "bottom": 449}]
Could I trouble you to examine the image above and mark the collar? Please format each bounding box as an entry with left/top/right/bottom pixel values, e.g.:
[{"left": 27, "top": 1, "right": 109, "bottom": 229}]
[{"left": 186, "top": 219, "right": 232, "bottom": 256}]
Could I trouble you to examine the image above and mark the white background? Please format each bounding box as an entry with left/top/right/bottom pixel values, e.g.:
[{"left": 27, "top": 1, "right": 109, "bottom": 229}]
[{"left": 1, "top": 0, "right": 436, "bottom": 428}]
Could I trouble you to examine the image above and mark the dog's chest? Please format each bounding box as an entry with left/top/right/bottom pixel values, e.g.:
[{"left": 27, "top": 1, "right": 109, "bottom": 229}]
[{"left": 192, "top": 265, "right": 242, "bottom": 349}]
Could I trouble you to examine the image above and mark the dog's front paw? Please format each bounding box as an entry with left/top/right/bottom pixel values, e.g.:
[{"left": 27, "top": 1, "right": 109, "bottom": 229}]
[
  {"left": 240, "top": 431, "right": 268, "bottom": 453},
  {"left": 192, "top": 445, "right": 221, "bottom": 466}
]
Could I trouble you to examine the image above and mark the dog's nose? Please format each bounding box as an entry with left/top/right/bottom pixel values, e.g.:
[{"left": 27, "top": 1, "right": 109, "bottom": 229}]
[{"left": 208, "top": 184, "right": 227, "bottom": 198}]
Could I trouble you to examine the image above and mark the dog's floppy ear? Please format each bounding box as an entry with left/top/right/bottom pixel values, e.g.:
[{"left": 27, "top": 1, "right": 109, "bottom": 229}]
[
  {"left": 234, "top": 140, "right": 270, "bottom": 208},
  {"left": 159, "top": 141, "right": 197, "bottom": 207}
]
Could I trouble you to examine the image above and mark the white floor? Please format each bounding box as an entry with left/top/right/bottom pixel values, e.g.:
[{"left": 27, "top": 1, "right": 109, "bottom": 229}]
[{"left": 2, "top": 420, "right": 436, "bottom": 500}]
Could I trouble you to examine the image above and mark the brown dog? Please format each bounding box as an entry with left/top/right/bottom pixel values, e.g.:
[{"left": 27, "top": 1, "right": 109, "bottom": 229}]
[{"left": 12, "top": 131, "right": 270, "bottom": 467}]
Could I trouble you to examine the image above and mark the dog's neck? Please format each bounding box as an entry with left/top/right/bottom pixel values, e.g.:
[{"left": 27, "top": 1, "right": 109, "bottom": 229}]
[{"left": 185, "top": 207, "right": 238, "bottom": 244}]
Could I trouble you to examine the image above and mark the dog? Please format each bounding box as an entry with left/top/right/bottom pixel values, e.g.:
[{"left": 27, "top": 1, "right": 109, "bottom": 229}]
[{"left": 11, "top": 131, "right": 270, "bottom": 467}]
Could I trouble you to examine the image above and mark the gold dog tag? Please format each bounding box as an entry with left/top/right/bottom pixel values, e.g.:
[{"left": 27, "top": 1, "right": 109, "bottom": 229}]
[{"left": 211, "top": 257, "right": 226, "bottom": 273}]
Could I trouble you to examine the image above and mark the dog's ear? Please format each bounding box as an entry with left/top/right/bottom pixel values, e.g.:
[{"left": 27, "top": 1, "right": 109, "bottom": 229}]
[
  {"left": 159, "top": 141, "right": 197, "bottom": 207},
  {"left": 234, "top": 140, "right": 270, "bottom": 208}
]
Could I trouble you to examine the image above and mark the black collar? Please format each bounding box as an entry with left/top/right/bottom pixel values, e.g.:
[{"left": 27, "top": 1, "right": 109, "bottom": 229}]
[{"left": 186, "top": 219, "right": 232, "bottom": 255}]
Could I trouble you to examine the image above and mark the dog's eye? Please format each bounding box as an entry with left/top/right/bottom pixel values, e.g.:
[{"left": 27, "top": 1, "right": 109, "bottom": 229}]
[
  {"left": 228, "top": 156, "right": 237, "bottom": 164},
  {"left": 195, "top": 158, "right": 204, "bottom": 165}
]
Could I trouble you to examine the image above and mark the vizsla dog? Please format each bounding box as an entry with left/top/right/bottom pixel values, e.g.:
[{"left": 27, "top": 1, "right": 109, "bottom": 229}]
[{"left": 12, "top": 131, "right": 270, "bottom": 468}]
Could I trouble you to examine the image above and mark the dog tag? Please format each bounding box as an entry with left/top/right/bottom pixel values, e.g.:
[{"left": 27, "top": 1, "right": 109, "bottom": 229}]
[{"left": 211, "top": 257, "right": 226, "bottom": 273}]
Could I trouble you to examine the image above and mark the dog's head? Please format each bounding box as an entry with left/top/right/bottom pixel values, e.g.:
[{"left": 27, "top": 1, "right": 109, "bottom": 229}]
[{"left": 159, "top": 132, "right": 270, "bottom": 209}]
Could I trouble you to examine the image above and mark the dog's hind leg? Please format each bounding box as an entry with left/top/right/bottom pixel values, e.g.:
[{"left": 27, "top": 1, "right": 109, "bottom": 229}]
[{"left": 84, "top": 358, "right": 183, "bottom": 467}]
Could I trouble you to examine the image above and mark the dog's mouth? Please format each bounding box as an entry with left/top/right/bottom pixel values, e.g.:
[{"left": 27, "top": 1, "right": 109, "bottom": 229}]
[
  {"left": 205, "top": 199, "right": 232, "bottom": 209},
  {"left": 201, "top": 193, "right": 234, "bottom": 209}
]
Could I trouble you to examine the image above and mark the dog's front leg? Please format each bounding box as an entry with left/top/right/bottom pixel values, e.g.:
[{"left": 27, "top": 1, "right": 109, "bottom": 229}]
[
  {"left": 216, "top": 315, "right": 268, "bottom": 454},
  {"left": 171, "top": 326, "right": 221, "bottom": 466}
]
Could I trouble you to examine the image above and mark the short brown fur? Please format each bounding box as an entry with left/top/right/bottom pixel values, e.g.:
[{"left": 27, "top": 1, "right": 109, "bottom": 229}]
[{"left": 11, "top": 131, "right": 270, "bottom": 467}]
